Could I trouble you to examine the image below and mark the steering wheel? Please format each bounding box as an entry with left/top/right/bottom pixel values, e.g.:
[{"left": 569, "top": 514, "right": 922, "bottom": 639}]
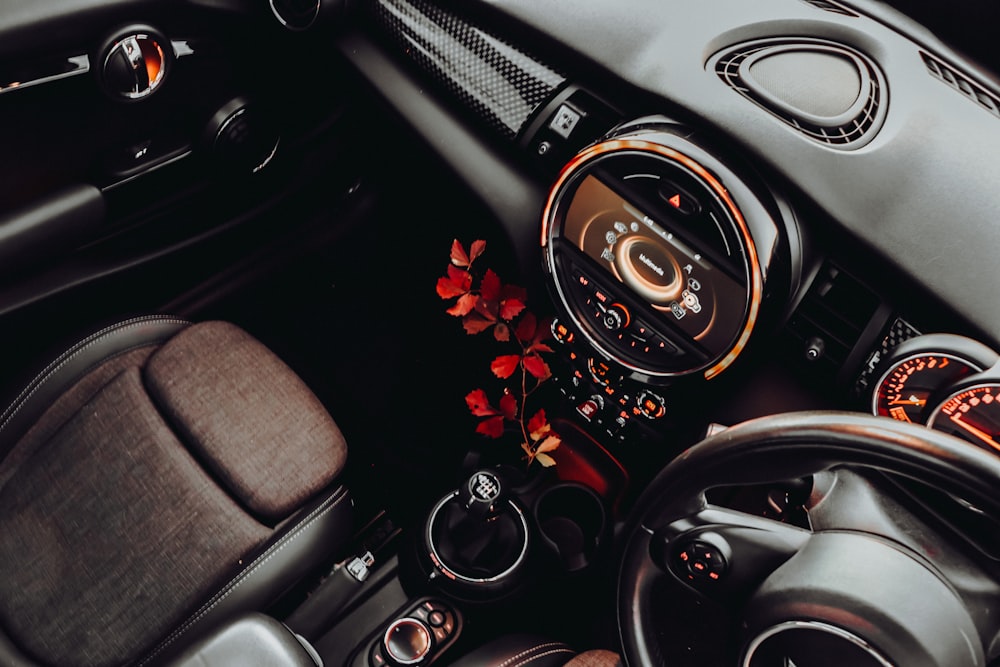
[{"left": 618, "top": 411, "right": 1000, "bottom": 666}]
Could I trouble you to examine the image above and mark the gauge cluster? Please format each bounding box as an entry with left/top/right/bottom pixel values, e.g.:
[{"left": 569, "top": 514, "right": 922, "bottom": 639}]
[{"left": 871, "top": 333, "right": 1000, "bottom": 454}]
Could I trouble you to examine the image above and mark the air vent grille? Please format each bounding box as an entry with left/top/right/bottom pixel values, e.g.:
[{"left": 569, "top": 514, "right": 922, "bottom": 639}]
[
  {"left": 922, "top": 51, "right": 1000, "bottom": 119},
  {"left": 785, "top": 262, "right": 881, "bottom": 379},
  {"left": 799, "top": 0, "right": 858, "bottom": 17},
  {"left": 713, "top": 40, "right": 886, "bottom": 148},
  {"left": 369, "top": 0, "right": 566, "bottom": 140}
]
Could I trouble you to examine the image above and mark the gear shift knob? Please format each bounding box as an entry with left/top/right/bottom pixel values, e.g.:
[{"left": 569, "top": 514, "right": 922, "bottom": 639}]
[{"left": 457, "top": 470, "right": 503, "bottom": 518}]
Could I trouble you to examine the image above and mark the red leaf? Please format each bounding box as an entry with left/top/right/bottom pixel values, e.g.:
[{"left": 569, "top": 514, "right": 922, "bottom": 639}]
[
  {"left": 476, "top": 415, "right": 505, "bottom": 438},
  {"left": 462, "top": 314, "right": 495, "bottom": 335},
  {"left": 534, "top": 452, "right": 557, "bottom": 467},
  {"left": 523, "top": 354, "right": 551, "bottom": 380},
  {"left": 528, "top": 342, "right": 554, "bottom": 354},
  {"left": 527, "top": 409, "right": 549, "bottom": 439},
  {"left": 535, "top": 433, "right": 561, "bottom": 455},
  {"left": 436, "top": 276, "right": 465, "bottom": 299},
  {"left": 436, "top": 265, "right": 472, "bottom": 299},
  {"left": 514, "top": 312, "right": 537, "bottom": 343},
  {"left": 501, "top": 283, "right": 527, "bottom": 302},
  {"left": 465, "top": 389, "right": 499, "bottom": 417},
  {"left": 469, "top": 239, "right": 486, "bottom": 264},
  {"left": 494, "top": 322, "right": 510, "bottom": 342},
  {"left": 531, "top": 316, "right": 555, "bottom": 347},
  {"left": 450, "top": 239, "right": 470, "bottom": 268},
  {"left": 491, "top": 354, "right": 521, "bottom": 379},
  {"left": 448, "top": 264, "right": 473, "bottom": 288},
  {"left": 474, "top": 296, "right": 499, "bottom": 322},
  {"left": 446, "top": 293, "right": 477, "bottom": 316},
  {"left": 500, "top": 297, "right": 526, "bottom": 321},
  {"left": 499, "top": 393, "right": 518, "bottom": 420},
  {"left": 480, "top": 269, "right": 502, "bottom": 302}
]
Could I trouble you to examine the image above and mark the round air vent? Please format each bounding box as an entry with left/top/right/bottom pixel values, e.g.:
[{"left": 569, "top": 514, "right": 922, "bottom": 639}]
[{"left": 712, "top": 39, "right": 886, "bottom": 148}]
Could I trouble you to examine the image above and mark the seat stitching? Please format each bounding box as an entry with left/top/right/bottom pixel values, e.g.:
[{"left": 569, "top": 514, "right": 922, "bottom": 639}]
[
  {"left": 509, "top": 648, "right": 576, "bottom": 667},
  {"left": 136, "top": 485, "right": 350, "bottom": 666},
  {"left": 0, "top": 317, "right": 189, "bottom": 436},
  {"left": 497, "top": 643, "right": 574, "bottom": 667}
]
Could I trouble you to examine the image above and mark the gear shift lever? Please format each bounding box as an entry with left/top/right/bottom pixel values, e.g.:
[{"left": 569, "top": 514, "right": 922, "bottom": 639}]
[{"left": 422, "top": 469, "right": 530, "bottom": 600}]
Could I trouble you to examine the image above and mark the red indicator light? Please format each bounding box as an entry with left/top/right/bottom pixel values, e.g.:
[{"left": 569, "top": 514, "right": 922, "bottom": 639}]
[
  {"left": 679, "top": 551, "right": 689, "bottom": 561},
  {"left": 709, "top": 572, "right": 720, "bottom": 580},
  {"left": 693, "top": 562, "right": 706, "bottom": 571},
  {"left": 594, "top": 291, "right": 608, "bottom": 303},
  {"left": 668, "top": 193, "right": 682, "bottom": 208}
]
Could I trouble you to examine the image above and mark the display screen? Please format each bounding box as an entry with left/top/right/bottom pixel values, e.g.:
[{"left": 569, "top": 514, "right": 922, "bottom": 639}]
[{"left": 562, "top": 175, "right": 748, "bottom": 354}]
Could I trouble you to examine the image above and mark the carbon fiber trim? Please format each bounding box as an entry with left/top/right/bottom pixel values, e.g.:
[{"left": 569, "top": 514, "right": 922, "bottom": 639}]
[
  {"left": 369, "top": 0, "right": 566, "bottom": 139},
  {"left": 854, "top": 316, "right": 921, "bottom": 396}
]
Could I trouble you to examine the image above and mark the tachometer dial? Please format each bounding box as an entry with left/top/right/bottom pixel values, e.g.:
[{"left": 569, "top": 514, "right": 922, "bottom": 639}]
[
  {"left": 928, "top": 382, "right": 1000, "bottom": 454},
  {"left": 871, "top": 334, "right": 997, "bottom": 424}
]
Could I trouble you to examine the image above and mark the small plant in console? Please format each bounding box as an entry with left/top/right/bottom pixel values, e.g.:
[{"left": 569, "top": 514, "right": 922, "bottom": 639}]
[{"left": 436, "top": 239, "right": 561, "bottom": 467}]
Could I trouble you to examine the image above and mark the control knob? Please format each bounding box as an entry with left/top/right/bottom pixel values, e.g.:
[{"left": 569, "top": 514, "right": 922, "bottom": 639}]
[
  {"left": 637, "top": 390, "right": 667, "bottom": 419},
  {"left": 601, "top": 303, "right": 630, "bottom": 331},
  {"left": 383, "top": 618, "right": 432, "bottom": 665}
]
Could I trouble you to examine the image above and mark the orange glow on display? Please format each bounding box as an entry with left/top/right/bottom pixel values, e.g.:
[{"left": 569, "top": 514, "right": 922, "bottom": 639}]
[{"left": 542, "top": 138, "right": 763, "bottom": 380}]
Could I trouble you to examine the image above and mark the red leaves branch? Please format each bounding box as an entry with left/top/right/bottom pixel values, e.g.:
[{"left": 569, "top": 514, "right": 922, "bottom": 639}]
[{"left": 440, "top": 239, "right": 560, "bottom": 467}]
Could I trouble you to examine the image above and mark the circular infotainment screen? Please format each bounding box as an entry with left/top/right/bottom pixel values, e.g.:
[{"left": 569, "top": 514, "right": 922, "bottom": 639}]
[{"left": 543, "top": 128, "right": 771, "bottom": 380}]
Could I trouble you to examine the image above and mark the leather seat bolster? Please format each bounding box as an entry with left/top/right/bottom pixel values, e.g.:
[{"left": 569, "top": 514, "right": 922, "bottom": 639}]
[
  {"left": 0, "top": 316, "right": 190, "bottom": 457},
  {"left": 139, "top": 484, "right": 353, "bottom": 667},
  {"left": 448, "top": 634, "right": 576, "bottom": 667},
  {"left": 162, "top": 613, "right": 320, "bottom": 667},
  {"left": 0, "top": 628, "right": 37, "bottom": 667}
]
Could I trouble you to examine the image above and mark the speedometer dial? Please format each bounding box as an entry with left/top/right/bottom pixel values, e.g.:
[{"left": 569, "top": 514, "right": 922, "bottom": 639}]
[
  {"left": 874, "top": 354, "right": 979, "bottom": 423},
  {"left": 871, "top": 334, "right": 997, "bottom": 424},
  {"left": 928, "top": 383, "right": 1000, "bottom": 453}
]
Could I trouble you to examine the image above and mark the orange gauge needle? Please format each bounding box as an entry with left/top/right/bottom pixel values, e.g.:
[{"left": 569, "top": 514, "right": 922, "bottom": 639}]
[
  {"left": 950, "top": 413, "right": 1000, "bottom": 452},
  {"left": 889, "top": 397, "right": 926, "bottom": 406}
]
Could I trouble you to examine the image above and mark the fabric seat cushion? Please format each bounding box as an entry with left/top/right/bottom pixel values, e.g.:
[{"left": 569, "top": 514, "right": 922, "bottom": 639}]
[
  {"left": 0, "top": 320, "right": 350, "bottom": 667},
  {"left": 0, "top": 367, "right": 272, "bottom": 667},
  {"left": 144, "top": 321, "right": 348, "bottom": 522}
]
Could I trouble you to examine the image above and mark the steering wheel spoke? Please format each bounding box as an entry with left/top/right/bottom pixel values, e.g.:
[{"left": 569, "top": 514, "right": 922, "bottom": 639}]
[
  {"left": 619, "top": 411, "right": 1000, "bottom": 667},
  {"left": 652, "top": 505, "right": 810, "bottom": 603}
]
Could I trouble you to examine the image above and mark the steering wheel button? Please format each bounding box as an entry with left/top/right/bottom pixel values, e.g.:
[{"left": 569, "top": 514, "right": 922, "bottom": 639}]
[{"left": 678, "top": 541, "right": 727, "bottom": 582}]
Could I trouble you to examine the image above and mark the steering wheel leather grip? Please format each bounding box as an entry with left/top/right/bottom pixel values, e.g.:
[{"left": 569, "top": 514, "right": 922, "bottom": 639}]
[{"left": 617, "top": 411, "right": 1000, "bottom": 667}]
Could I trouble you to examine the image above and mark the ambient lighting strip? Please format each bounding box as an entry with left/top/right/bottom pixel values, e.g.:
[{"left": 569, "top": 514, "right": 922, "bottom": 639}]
[{"left": 543, "top": 138, "right": 764, "bottom": 380}]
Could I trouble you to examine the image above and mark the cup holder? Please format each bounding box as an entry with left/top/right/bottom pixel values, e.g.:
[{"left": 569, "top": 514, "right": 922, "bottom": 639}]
[{"left": 533, "top": 482, "right": 608, "bottom": 573}]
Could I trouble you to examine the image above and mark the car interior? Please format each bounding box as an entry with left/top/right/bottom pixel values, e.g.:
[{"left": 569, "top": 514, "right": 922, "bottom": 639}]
[{"left": 3, "top": 0, "right": 1000, "bottom": 665}]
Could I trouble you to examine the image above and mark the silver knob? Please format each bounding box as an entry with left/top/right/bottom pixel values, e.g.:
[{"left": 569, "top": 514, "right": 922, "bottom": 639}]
[{"left": 383, "top": 618, "right": 432, "bottom": 665}]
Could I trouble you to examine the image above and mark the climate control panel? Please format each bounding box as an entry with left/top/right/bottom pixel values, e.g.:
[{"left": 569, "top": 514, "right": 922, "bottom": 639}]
[{"left": 551, "top": 318, "right": 669, "bottom": 445}]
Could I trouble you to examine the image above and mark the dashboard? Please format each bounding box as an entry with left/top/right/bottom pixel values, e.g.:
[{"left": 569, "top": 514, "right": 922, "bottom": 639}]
[
  {"left": 3, "top": 0, "right": 1000, "bottom": 464},
  {"left": 334, "top": 0, "right": 1000, "bottom": 469}
]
